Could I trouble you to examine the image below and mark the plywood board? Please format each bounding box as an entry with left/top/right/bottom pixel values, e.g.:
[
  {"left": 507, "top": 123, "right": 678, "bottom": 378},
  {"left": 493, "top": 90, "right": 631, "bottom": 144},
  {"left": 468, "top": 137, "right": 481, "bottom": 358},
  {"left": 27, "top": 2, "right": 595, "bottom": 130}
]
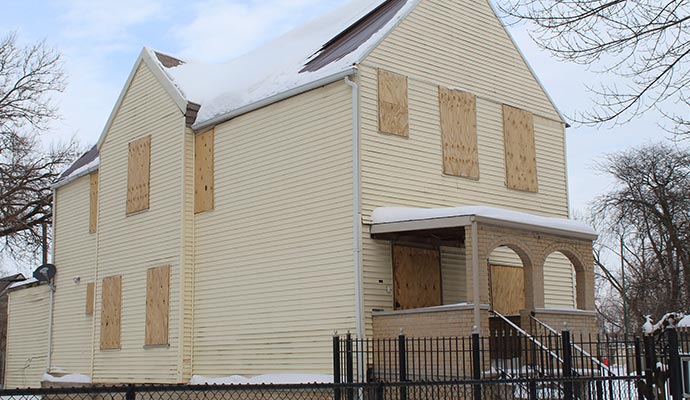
[
  {"left": 85, "top": 282, "right": 94, "bottom": 315},
  {"left": 503, "top": 105, "right": 537, "bottom": 192},
  {"left": 393, "top": 245, "right": 441, "bottom": 310},
  {"left": 490, "top": 265, "right": 524, "bottom": 316},
  {"left": 145, "top": 265, "right": 170, "bottom": 346},
  {"left": 194, "top": 130, "right": 215, "bottom": 213},
  {"left": 89, "top": 172, "right": 98, "bottom": 233},
  {"left": 100, "top": 275, "right": 121, "bottom": 350},
  {"left": 126, "top": 135, "right": 151, "bottom": 214},
  {"left": 439, "top": 87, "right": 478, "bottom": 178},
  {"left": 378, "top": 70, "right": 409, "bottom": 136}
]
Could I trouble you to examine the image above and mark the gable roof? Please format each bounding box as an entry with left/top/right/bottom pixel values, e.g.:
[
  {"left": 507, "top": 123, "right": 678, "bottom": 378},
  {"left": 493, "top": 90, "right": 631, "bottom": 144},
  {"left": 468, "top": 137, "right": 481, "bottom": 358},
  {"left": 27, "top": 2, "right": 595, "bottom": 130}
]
[{"left": 150, "top": 0, "right": 419, "bottom": 130}]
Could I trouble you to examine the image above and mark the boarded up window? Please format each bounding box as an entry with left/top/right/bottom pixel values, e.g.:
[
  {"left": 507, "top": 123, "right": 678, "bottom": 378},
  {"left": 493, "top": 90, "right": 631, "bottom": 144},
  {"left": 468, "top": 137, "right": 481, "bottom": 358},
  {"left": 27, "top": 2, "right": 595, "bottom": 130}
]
[
  {"left": 194, "top": 130, "right": 214, "bottom": 213},
  {"left": 392, "top": 245, "right": 441, "bottom": 310},
  {"left": 85, "top": 282, "right": 95, "bottom": 315},
  {"left": 439, "top": 87, "right": 479, "bottom": 178},
  {"left": 126, "top": 135, "right": 151, "bottom": 214},
  {"left": 503, "top": 105, "right": 538, "bottom": 192},
  {"left": 490, "top": 265, "right": 525, "bottom": 316},
  {"left": 100, "top": 275, "right": 122, "bottom": 350},
  {"left": 145, "top": 265, "right": 170, "bottom": 346},
  {"left": 378, "top": 70, "right": 409, "bottom": 136},
  {"left": 89, "top": 172, "right": 98, "bottom": 233}
]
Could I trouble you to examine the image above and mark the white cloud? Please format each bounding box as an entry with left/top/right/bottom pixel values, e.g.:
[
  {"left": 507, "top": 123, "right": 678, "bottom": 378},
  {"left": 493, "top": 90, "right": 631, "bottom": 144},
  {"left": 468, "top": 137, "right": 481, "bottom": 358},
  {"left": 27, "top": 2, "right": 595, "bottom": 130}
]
[
  {"left": 173, "top": 0, "right": 346, "bottom": 62},
  {"left": 56, "top": 0, "right": 163, "bottom": 44}
]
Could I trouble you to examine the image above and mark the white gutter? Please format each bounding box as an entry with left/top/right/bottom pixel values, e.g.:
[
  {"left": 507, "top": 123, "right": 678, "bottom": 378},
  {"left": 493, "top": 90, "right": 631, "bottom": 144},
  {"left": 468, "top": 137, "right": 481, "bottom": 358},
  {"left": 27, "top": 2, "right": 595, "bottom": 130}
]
[
  {"left": 344, "top": 75, "right": 364, "bottom": 341},
  {"left": 471, "top": 218, "right": 481, "bottom": 331},
  {"left": 193, "top": 67, "right": 357, "bottom": 132}
]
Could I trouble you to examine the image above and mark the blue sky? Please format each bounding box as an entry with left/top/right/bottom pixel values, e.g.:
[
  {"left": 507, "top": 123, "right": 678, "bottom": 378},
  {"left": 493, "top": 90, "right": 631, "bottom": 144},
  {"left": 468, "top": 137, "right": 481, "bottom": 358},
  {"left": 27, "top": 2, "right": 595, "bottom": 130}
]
[{"left": 0, "top": 0, "right": 673, "bottom": 220}]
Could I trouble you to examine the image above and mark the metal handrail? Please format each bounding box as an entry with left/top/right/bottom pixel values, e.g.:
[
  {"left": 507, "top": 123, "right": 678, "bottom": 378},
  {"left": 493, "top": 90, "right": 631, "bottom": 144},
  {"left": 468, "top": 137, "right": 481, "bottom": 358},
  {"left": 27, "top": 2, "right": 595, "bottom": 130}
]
[
  {"left": 491, "top": 310, "right": 565, "bottom": 366},
  {"left": 529, "top": 315, "right": 616, "bottom": 377}
]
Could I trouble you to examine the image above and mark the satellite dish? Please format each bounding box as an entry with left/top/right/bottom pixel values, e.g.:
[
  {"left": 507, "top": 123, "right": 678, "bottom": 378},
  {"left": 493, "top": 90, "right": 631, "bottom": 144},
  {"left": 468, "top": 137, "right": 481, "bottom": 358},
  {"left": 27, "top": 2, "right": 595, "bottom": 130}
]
[{"left": 33, "top": 264, "right": 56, "bottom": 282}]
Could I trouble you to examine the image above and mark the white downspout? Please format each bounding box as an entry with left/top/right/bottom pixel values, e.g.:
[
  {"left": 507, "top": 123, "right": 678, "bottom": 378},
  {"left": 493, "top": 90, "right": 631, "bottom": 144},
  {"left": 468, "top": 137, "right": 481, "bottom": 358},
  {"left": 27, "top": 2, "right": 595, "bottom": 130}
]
[
  {"left": 471, "top": 218, "right": 481, "bottom": 332},
  {"left": 344, "top": 76, "right": 364, "bottom": 340},
  {"left": 46, "top": 188, "right": 57, "bottom": 372}
]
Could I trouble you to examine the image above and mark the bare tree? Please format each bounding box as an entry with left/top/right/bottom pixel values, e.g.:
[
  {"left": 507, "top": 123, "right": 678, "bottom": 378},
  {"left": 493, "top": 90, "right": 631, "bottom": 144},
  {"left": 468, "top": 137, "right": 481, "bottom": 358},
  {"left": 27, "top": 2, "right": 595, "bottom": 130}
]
[
  {"left": 0, "top": 32, "right": 78, "bottom": 261},
  {"left": 496, "top": 0, "right": 690, "bottom": 134},
  {"left": 591, "top": 142, "right": 690, "bottom": 330}
]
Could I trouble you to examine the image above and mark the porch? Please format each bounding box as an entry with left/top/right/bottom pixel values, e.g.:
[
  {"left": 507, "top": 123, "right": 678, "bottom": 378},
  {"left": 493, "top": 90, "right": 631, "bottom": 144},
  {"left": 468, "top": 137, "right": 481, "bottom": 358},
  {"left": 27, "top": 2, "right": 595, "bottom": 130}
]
[{"left": 367, "top": 206, "right": 598, "bottom": 339}]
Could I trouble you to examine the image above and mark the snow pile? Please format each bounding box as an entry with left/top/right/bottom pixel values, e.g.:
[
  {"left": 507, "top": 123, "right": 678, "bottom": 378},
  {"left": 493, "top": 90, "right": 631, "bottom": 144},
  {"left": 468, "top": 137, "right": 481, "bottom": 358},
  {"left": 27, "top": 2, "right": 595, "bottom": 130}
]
[
  {"left": 154, "top": 0, "right": 418, "bottom": 127},
  {"left": 677, "top": 315, "right": 690, "bottom": 328},
  {"left": 42, "top": 373, "right": 92, "bottom": 383},
  {"left": 9, "top": 277, "right": 36, "bottom": 289},
  {"left": 190, "top": 374, "right": 333, "bottom": 385},
  {"left": 371, "top": 206, "right": 597, "bottom": 236}
]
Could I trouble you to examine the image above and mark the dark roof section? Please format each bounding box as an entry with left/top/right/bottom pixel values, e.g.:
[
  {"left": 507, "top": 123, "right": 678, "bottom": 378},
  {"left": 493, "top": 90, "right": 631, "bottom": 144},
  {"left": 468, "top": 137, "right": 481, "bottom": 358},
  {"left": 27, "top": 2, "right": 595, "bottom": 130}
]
[
  {"left": 300, "top": 0, "right": 408, "bottom": 73},
  {"left": 0, "top": 274, "right": 25, "bottom": 297},
  {"left": 186, "top": 102, "right": 201, "bottom": 128},
  {"left": 58, "top": 145, "right": 99, "bottom": 181},
  {"left": 155, "top": 51, "right": 185, "bottom": 68}
]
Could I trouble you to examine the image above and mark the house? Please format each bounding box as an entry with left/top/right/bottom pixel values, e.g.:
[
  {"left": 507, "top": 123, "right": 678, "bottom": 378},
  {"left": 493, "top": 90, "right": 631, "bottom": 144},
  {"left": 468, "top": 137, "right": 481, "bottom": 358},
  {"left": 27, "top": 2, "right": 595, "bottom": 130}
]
[
  {"left": 4, "top": 0, "right": 597, "bottom": 387},
  {"left": 0, "top": 274, "right": 26, "bottom": 388}
]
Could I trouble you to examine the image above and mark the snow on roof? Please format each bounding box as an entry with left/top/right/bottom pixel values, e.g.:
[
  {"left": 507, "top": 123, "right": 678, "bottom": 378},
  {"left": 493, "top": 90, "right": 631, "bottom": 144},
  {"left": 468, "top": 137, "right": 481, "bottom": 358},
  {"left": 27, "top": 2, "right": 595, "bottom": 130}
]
[
  {"left": 9, "top": 277, "right": 38, "bottom": 290},
  {"left": 55, "top": 145, "right": 100, "bottom": 186},
  {"left": 371, "top": 206, "right": 597, "bottom": 237},
  {"left": 190, "top": 374, "right": 333, "bottom": 385},
  {"left": 151, "top": 0, "right": 417, "bottom": 129}
]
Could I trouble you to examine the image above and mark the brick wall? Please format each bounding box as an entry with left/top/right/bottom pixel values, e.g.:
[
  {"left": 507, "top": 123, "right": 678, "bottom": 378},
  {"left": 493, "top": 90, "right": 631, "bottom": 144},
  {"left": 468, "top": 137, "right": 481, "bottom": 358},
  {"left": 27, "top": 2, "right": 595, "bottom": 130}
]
[{"left": 372, "top": 304, "right": 490, "bottom": 338}]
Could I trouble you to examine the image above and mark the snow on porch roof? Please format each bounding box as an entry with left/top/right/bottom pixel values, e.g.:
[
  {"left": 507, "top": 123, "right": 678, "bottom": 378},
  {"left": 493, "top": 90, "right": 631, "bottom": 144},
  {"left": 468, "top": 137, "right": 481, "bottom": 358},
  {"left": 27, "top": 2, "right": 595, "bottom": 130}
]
[
  {"left": 370, "top": 206, "right": 598, "bottom": 240},
  {"left": 150, "top": 0, "right": 417, "bottom": 130}
]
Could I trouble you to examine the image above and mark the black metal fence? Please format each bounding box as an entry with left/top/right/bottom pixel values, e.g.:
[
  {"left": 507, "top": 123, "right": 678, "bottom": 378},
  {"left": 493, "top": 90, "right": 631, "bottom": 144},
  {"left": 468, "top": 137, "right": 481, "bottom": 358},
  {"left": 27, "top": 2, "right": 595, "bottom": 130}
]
[{"left": 333, "top": 327, "right": 690, "bottom": 400}]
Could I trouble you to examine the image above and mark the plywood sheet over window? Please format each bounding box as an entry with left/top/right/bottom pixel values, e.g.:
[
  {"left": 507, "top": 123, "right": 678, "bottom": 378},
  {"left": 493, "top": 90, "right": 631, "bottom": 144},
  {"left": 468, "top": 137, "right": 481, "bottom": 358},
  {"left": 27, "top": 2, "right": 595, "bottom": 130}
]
[
  {"left": 439, "top": 87, "right": 478, "bottom": 178},
  {"left": 85, "top": 282, "right": 95, "bottom": 315},
  {"left": 89, "top": 172, "right": 98, "bottom": 233},
  {"left": 393, "top": 245, "right": 441, "bottom": 310},
  {"left": 195, "top": 130, "right": 214, "bottom": 213},
  {"left": 145, "top": 265, "right": 170, "bottom": 346},
  {"left": 100, "top": 275, "right": 122, "bottom": 350},
  {"left": 378, "top": 70, "right": 409, "bottom": 137},
  {"left": 503, "top": 105, "right": 537, "bottom": 192},
  {"left": 127, "top": 135, "right": 151, "bottom": 214},
  {"left": 490, "top": 265, "right": 524, "bottom": 316}
]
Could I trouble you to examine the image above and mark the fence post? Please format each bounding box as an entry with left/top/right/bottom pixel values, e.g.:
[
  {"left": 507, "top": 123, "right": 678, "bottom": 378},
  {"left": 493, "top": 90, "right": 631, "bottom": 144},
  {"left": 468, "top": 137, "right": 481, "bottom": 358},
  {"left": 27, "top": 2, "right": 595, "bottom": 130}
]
[
  {"left": 635, "top": 337, "right": 645, "bottom": 400},
  {"left": 334, "top": 334, "right": 341, "bottom": 400},
  {"left": 126, "top": 385, "right": 136, "bottom": 400},
  {"left": 398, "top": 333, "right": 407, "bottom": 400},
  {"left": 562, "top": 329, "right": 573, "bottom": 400},
  {"left": 472, "top": 332, "right": 482, "bottom": 400},
  {"left": 376, "top": 382, "right": 384, "bottom": 400},
  {"left": 643, "top": 334, "right": 656, "bottom": 400},
  {"left": 346, "top": 332, "right": 354, "bottom": 400},
  {"left": 667, "top": 327, "right": 683, "bottom": 400}
]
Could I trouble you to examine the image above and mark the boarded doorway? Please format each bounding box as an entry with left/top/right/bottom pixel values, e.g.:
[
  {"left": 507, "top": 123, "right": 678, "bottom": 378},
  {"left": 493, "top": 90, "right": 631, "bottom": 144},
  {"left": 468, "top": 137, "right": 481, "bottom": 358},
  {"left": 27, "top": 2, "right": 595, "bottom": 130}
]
[{"left": 393, "top": 245, "right": 441, "bottom": 310}]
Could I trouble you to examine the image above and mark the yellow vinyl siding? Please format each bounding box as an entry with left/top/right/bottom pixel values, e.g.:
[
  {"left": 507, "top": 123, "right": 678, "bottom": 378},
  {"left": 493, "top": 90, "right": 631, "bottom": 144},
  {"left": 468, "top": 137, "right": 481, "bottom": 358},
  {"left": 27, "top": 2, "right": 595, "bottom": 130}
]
[
  {"left": 359, "top": 0, "right": 569, "bottom": 328},
  {"left": 50, "top": 175, "right": 97, "bottom": 375},
  {"left": 181, "top": 127, "right": 195, "bottom": 381},
  {"left": 93, "top": 61, "right": 186, "bottom": 383},
  {"left": 441, "top": 246, "right": 466, "bottom": 305},
  {"left": 192, "top": 81, "right": 355, "bottom": 376},
  {"left": 5, "top": 285, "right": 50, "bottom": 388}
]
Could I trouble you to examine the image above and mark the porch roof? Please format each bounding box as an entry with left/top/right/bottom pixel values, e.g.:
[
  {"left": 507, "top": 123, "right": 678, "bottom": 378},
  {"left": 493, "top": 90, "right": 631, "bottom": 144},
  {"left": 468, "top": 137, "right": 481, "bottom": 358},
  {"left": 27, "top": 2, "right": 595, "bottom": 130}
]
[{"left": 370, "top": 206, "right": 597, "bottom": 241}]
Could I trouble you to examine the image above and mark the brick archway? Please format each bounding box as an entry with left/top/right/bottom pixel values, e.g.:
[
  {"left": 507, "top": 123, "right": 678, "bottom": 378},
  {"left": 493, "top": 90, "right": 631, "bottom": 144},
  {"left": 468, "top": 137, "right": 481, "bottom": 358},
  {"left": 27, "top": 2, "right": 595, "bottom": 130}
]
[{"left": 541, "top": 243, "right": 594, "bottom": 311}]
